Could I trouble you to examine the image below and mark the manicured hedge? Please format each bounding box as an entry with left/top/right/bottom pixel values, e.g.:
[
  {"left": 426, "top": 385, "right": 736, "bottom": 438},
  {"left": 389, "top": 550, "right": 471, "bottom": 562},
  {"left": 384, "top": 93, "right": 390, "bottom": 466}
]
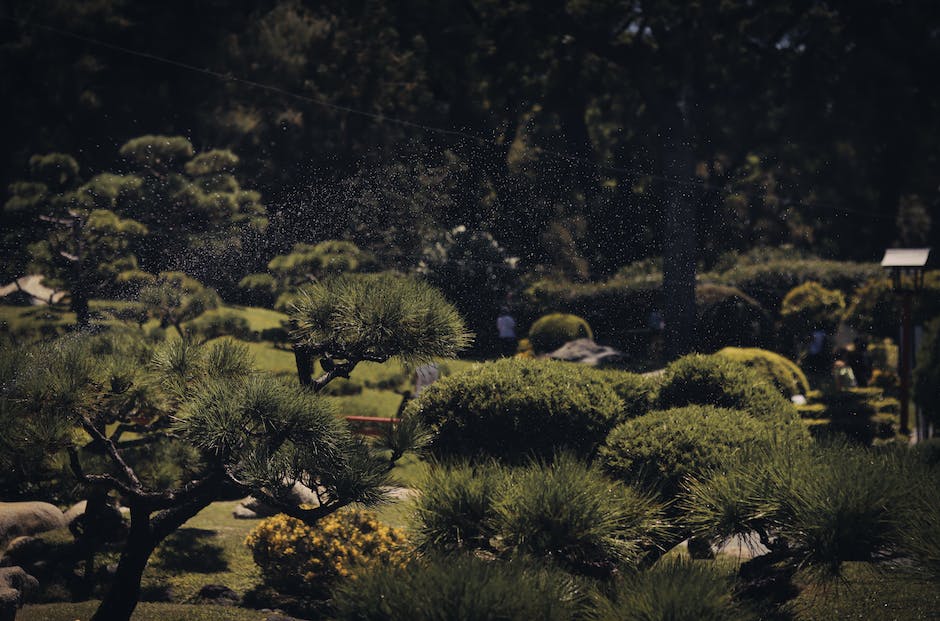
[
  {"left": 780, "top": 281, "right": 846, "bottom": 334},
  {"left": 408, "top": 358, "right": 625, "bottom": 461},
  {"left": 520, "top": 278, "right": 660, "bottom": 357},
  {"left": 715, "top": 347, "right": 810, "bottom": 397},
  {"left": 717, "top": 259, "right": 879, "bottom": 312},
  {"left": 844, "top": 272, "right": 940, "bottom": 338},
  {"left": 600, "top": 405, "right": 771, "bottom": 498},
  {"left": 656, "top": 354, "right": 807, "bottom": 443}
]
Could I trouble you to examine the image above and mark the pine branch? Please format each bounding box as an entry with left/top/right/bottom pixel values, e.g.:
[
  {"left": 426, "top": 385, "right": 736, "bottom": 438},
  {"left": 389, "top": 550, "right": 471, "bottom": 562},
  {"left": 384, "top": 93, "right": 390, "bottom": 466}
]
[
  {"left": 67, "top": 446, "right": 141, "bottom": 498},
  {"left": 78, "top": 415, "right": 144, "bottom": 491}
]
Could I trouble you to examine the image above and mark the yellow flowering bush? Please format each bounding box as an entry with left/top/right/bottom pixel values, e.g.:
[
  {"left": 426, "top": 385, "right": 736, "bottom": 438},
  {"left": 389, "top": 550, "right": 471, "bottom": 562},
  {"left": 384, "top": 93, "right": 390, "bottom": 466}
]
[{"left": 245, "top": 509, "right": 409, "bottom": 595}]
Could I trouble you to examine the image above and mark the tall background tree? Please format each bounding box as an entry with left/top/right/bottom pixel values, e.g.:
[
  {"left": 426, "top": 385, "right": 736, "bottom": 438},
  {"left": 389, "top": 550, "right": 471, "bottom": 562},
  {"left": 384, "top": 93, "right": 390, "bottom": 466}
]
[{"left": 2, "top": 0, "right": 940, "bottom": 353}]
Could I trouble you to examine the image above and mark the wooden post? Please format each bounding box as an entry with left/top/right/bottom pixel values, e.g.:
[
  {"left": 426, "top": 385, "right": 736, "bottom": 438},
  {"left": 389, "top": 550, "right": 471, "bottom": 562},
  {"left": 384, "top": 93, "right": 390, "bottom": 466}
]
[{"left": 899, "top": 291, "right": 913, "bottom": 436}]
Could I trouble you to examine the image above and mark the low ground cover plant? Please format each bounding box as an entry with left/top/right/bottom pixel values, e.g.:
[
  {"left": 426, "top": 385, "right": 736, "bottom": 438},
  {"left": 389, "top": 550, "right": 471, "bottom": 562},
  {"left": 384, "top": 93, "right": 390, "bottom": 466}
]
[{"left": 246, "top": 509, "right": 408, "bottom": 597}]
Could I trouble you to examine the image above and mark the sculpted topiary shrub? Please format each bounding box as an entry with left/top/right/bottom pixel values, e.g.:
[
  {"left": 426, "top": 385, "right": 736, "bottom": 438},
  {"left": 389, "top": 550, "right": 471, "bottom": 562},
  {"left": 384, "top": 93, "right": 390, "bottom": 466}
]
[
  {"left": 600, "top": 406, "right": 771, "bottom": 498},
  {"left": 528, "top": 313, "right": 593, "bottom": 353},
  {"left": 715, "top": 347, "right": 810, "bottom": 397},
  {"left": 246, "top": 509, "right": 408, "bottom": 596},
  {"left": 780, "top": 281, "right": 846, "bottom": 335},
  {"left": 408, "top": 358, "right": 624, "bottom": 461},
  {"left": 656, "top": 354, "right": 808, "bottom": 442},
  {"left": 587, "top": 368, "right": 657, "bottom": 420}
]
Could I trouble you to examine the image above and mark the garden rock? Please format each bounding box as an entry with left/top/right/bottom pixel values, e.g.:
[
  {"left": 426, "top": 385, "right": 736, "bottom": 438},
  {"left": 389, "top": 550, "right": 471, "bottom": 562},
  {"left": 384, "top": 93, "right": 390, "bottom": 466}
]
[
  {"left": 0, "top": 537, "right": 46, "bottom": 569},
  {"left": 198, "top": 584, "right": 240, "bottom": 606},
  {"left": 0, "top": 502, "right": 67, "bottom": 543},
  {"left": 63, "top": 501, "right": 86, "bottom": 525},
  {"left": 546, "top": 338, "right": 625, "bottom": 366},
  {"left": 236, "top": 482, "right": 319, "bottom": 519},
  {"left": 232, "top": 504, "right": 259, "bottom": 520},
  {"left": 0, "top": 566, "right": 38, "bottom": 621}
]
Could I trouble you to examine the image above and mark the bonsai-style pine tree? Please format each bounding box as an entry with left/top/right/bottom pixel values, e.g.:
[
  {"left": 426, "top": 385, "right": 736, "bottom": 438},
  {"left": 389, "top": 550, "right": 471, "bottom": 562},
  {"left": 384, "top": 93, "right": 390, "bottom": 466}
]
[
  {"left": 3, "top": 136, "right": 268, "bottom": 324},
  {"left": 239, "top": 239, "right": 373, "bottom": 309},
  {"left": 1, "top": 277, "right": 470, "bottom": 621},
  {"left": 2, "top": 153, "right": 148, "bottom": 326},
  {"left": 288, "top": 272, "right": 473, "bottom": 389}
]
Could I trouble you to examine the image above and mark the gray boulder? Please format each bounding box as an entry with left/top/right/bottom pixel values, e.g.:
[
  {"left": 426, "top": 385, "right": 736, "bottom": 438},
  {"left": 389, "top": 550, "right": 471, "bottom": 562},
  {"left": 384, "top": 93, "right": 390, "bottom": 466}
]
[
  {"left": 546, "top": 338, "right": 625, "bottom": 366},
  {"left": 63, "top": 501, "right": 87, "bottom": 525},
  {"left": 0, "top": 503, "right": 67, "bottom": 544},
  {"left": 231, "top": 505, "right": 259, "bottom": 520},
  {"left": 0, "top": 566, "right": 38, "bottom": 621},
  {"left": 198, "top": 584, "right": 240, "bottom": 606},
  {"left": 235, "top": 482, "right": 319, "bottom": 519}
]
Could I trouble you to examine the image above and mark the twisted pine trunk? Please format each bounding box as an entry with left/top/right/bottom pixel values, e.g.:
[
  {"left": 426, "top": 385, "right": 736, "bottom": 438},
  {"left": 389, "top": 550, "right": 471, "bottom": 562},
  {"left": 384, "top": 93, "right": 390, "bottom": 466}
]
[{"left": 90, "top": 493, "right": 216, "bottom": 621}]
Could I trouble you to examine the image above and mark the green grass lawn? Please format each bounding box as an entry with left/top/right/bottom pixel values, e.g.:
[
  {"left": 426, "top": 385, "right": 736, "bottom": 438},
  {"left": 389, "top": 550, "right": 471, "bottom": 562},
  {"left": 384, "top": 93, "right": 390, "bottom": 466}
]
[
  {"left": 140, "top": 501, "right": 261, "bottom": 604},
  {"left": 789, "top": 563, "right": 940, "bottom": 621},
  {"left": 19, "top": 601, "right": 270, "bottom": 621}
]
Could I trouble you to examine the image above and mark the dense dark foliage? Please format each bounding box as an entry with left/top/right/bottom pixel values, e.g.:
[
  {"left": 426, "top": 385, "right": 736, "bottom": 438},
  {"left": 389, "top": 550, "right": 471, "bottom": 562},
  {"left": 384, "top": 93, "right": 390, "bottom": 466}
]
[{"left": 3, "top": 0, "right": 939, "bottom": 289}]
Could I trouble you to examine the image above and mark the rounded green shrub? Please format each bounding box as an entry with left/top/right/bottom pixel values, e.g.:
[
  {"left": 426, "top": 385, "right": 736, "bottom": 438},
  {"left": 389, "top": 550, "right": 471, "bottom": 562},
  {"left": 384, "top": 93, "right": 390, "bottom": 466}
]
[
  {"left": 655, "top": 354, "right": 807, "bottom": 441},
  {"left": 408, "top": 358, "right": 625, "bottom": 461},
  {"left": 587, "top": 368, "right": 657, "bottom": 420},
  {"left": 528, "top": 313, "right": 593, "bottom": 353},
  {"left": 682, "top": 441, "right": 922, "bottom": 579},
  {"left": 594, "top": 558, "right": 755, "bottom": 621},
  {"left": 332, "top": 554, "right": 583, "bottom": 621},
  {"left": 600, "top": 406, "right": 771, "bottom": 498},
  {"left": 412, "top": 461, "right": 504, "bottom": 553},
  {"left": 780, "top": 281, "right": 846, "bottom": 334},
  {"left": 715, "top": 347, "right": 810, "bottom": 397},
  {"left": 495, "top": 454, "right": 667, "bottom": 575}
]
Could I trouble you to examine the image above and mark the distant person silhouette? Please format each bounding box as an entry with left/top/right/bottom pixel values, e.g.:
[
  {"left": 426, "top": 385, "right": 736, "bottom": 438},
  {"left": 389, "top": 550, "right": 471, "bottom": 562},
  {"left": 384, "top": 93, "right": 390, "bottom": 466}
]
[{"left": 496, "top": 307, "right": 517, "bottom": 357}]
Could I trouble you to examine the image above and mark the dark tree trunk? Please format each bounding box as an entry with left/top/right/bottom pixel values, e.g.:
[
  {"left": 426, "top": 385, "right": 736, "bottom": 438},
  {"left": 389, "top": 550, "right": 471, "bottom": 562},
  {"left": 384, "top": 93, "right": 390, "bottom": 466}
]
[
  {"left": 71, "top": 285, "right": 91, "bottom": 329},
  {"left": 90, "top": 507, "right": 155, "bottom": 621},
  {"left": 660, "top": 84, "right": 698, "bottom": 361},
  {"left": 293, "top": 343, "right": 314, "bottom": 386},
  {"left": 91, "top": 493, "right": 216, "bottom": 621}
]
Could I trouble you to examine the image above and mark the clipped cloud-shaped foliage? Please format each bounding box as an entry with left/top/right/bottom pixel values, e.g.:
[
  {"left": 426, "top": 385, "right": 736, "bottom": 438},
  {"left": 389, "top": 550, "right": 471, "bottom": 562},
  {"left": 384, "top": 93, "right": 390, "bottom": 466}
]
[
  {"left": 408, "top": 358, "right": 624, "bottom": 461},
  {"left": 600, "top": 405, "right": 771, "bottom": 498},
  {"left": 715, "top": 347, "right": 809, "bottom": 397},
  {"left": 528, "top": 313, "right": 593, "bottom": 354},
  {"left": 656, "top": 354, "right": 808, "bottom": 443}
]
